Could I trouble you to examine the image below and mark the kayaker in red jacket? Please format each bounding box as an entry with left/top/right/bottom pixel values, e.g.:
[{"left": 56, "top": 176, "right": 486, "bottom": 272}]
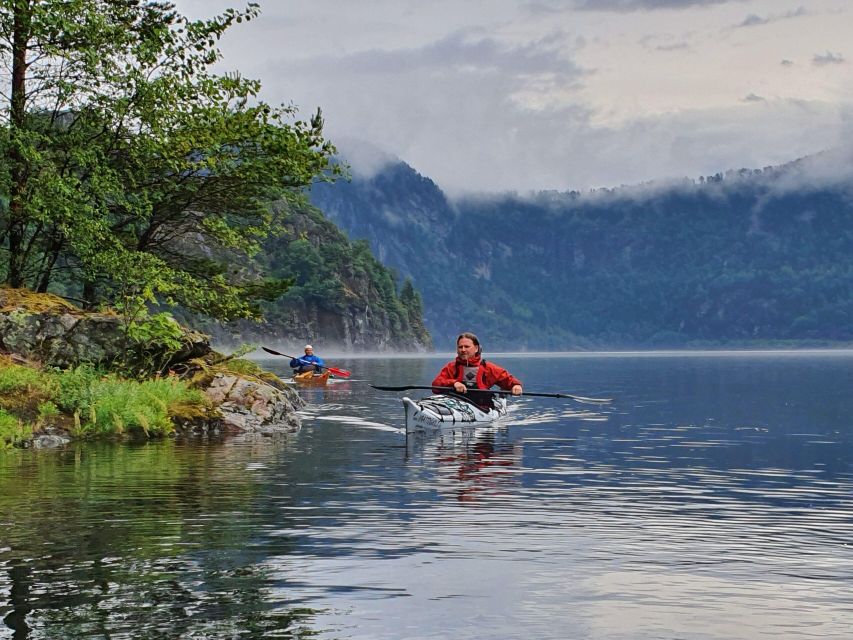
[{"left": 432, "top": 332, "right": 523, "bottom": 410}]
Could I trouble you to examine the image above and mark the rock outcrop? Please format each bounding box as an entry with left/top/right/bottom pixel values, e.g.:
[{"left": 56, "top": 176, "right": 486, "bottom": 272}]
[
  {"left": 203, "top": 373, "right": 303, "bottom": 435},
  {"left": 0, "top": 288, "right": 210, "bottom": 369},
  {"left": 0, "top": 288, "right": 304, "bottom": 445}
]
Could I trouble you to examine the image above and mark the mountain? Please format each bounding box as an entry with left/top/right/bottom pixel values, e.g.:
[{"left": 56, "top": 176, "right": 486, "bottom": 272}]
[
  {"left": 195, "top": 198, "right": 432, "bottom": 352},
  {"left": 311, "top": 149, "right": 853, "bottom": 351}
]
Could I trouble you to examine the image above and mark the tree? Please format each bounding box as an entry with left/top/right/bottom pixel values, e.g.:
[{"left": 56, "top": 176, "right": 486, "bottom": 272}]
[{"left": 0, "top": 1, "right": 338, "bottom": 319}]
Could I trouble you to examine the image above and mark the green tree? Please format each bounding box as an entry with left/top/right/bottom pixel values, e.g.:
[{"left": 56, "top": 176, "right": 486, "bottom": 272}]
[{"left": 0, "top": 0, "right": 337, "bottom": 319}]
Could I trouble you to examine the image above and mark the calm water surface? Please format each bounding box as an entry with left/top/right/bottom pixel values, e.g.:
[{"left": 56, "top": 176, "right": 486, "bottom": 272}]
[{"left": 2, "top": 352, "right": 853, "bottom": 639}]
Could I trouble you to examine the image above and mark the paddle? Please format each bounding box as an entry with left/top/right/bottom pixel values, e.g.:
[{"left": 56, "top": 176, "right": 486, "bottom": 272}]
[
  {"left": 369, "top": 385, "right": 611, "bottom": 404},
  {"left": 261, "top": 346, "right": 352, "bottom": 378}
]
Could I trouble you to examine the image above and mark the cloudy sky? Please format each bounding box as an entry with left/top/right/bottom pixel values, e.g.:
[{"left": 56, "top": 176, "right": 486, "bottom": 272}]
[{"left": 173, "top": 0, "right": 852, "bottom": 195}]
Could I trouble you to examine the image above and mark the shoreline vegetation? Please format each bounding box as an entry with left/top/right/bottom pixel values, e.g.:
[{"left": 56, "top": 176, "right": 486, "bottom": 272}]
[
  {"left": 0, "top": 4, "right": 431, "bottom": 450},
  {"left": 0, "top": 288, "right": 303, "bottom": 450},
  {"left": 0, "top": 0, "right": 346, "bottom": 451}
]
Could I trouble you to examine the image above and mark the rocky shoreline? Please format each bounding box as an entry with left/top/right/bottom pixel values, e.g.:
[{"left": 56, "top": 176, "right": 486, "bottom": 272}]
[{"left": 0, "top": 288, "right": 305, "bottom": 449}]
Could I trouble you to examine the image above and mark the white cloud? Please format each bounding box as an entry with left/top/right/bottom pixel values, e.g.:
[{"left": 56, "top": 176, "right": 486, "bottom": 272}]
[
  {"left": 172, "top": 0, "right": 853, "bottom": 194},
  {"left": 570, "top": 0, "right": 744, "bottom": 10},
  {"left": 813, "top": 51, "right": 845, "bottom": 66}
]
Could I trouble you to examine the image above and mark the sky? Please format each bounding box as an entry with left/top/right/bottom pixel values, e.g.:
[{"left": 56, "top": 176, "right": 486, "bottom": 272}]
[{"left": 172, "top": 0, "right": 853, "bottom": 196}]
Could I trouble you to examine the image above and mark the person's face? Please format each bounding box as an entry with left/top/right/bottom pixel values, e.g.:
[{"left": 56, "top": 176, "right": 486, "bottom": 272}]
[
  {"left": 305, "top": 348, "right": 313, "bottom": 356},
  {"left": 456, "top": 338, "right": 478, "bottom": 359}
]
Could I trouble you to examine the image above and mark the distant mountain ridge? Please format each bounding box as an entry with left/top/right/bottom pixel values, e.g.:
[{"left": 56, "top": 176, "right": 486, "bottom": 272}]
[{"left": 310, "top": 149, "right": 853, "bottom": 351}]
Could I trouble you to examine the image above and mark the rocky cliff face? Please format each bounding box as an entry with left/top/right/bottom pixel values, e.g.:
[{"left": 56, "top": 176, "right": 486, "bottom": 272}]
[
  {"left": 311, "top": 163, "right": 457, "bottom": 282},
  {"left": 222, "top": 298, "right": 428, "bottom": 352},
  {"left": 200, "top": 199, "right": 432, "bottom": 352},
  {"left": 310, "top": 162, "right": 455, "bottom": 348}
]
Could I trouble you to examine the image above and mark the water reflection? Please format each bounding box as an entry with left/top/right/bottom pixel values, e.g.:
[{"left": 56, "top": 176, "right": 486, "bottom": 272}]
[
  {"left": 0, "top": 440, "right": 320, "bottom": 639},
  {"left": 407, "top": 427, "right": 523, "bottom": 502},
  {"left": 2, "top": 353, "right": 853, "bottom": 639}
]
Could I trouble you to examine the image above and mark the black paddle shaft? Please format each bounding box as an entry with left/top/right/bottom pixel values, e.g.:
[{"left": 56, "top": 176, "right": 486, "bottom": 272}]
[{"left": 369, "top": 384, "right": 611, "bottom": 404}]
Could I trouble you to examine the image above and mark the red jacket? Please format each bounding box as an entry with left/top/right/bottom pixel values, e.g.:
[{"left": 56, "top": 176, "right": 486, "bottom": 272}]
[{"left": 432, "top": 354, "right": 521, "bottom": 394}]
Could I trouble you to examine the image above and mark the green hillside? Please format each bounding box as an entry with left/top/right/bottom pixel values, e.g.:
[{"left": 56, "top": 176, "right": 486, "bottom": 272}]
[{"left": 200, "top": 199, "right": 432, "bottom": 351}]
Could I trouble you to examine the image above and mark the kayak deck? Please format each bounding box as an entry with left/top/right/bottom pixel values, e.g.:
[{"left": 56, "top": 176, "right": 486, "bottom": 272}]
[{"left": 402, "top": 394, "right": 508, "bottom": 434}]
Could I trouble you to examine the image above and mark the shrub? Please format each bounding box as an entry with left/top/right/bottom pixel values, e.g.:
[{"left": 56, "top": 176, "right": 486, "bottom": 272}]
[{"left": 0, "top": 409, "right": 31, "bottom": 448}]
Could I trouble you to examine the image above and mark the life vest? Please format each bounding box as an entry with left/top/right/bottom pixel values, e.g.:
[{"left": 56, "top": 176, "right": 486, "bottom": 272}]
[
  {"left": 455, "top": 359, "right": 493, "bottom": 409},
  {"left": 457, "top": 361, "right": 488, "bottom": 389}
]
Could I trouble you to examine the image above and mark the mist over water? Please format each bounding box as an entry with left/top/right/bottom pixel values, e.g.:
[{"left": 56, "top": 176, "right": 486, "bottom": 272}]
[{"left": 2, "top": 352, "right": 853, "bottom": 639}]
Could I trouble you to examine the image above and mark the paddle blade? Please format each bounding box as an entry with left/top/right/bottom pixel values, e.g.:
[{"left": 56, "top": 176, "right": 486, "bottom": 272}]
[
  {"left": 556, "top": 393, "right": 611, "bottom": 404},
  {"left": 261, "top": 346, "right": 289, "bottom": 357},
  {"left": 327, "top": 366, "right": 352, "bottom": 378}
]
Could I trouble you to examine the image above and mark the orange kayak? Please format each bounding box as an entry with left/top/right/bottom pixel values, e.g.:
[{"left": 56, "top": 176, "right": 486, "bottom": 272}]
[{"left": 292, "top": 370, "right": 331, "bottom": 385}]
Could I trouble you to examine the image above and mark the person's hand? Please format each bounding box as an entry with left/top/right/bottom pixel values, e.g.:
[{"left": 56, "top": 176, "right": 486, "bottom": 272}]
[
  {"left": 453, "top": 382, "right": 467, "bottom": 393},
  {"left": 511, "top": 384, "right": 523, "bottom": 396}
]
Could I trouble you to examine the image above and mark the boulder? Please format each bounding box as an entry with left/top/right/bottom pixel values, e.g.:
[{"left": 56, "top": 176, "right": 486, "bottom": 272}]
[
  {"left": 0, "top": 287, "right": 210, "bottom": 369},
  {"left": 204, "top": 373, "right": 303, "bottom": 434}
]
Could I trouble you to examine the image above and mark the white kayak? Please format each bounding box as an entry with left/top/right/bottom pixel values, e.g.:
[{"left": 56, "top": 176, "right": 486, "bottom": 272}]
[{"left": 402, "top": 394, "right": 508, "bottom": 434}]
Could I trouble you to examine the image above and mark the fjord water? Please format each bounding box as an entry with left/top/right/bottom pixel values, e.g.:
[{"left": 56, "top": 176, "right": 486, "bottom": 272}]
[{"left": 2, "top": 352, "right": 853, "bottom": 639}]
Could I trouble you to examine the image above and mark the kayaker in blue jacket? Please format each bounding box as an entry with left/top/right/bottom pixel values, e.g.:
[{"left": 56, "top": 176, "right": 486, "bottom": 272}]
[{"left": 289, "top": 344, "right": 325, "bottom": 374}]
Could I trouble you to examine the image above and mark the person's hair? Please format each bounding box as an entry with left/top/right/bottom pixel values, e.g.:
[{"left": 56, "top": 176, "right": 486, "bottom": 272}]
[{"left": 456, "top": 332, "right": 481, "bottom": 354}]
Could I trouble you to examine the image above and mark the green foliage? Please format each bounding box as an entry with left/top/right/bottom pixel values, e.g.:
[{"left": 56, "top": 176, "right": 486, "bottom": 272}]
[
  {"left": 82, "top": 377, "right": 205, "bottom": 437},
  {"left": 37, "top": 401, "right": 59, "bottom": 421},
  {"left": 127, "top": 312, "right": 185, "bottom": 352},
  {"left": 123, "top": 305, "right": 188, "bottom": 377},
  {"left": 0, "top": 409, "right": 30, "bottom": 449},
  {"left": 57, "top": 367, "right": 205, "bottom": 436},
  {"left": 0, "top": 363, "right": 207, "bottom": 439},
  {"left": 0, "top": 1, "right": 338, "bottom": 321},
  {"left": 0, "top": 362, "right": 52, "bottom": 394},
  {"left": 54, "top": 365, "right": 100, "bottom": 417}
]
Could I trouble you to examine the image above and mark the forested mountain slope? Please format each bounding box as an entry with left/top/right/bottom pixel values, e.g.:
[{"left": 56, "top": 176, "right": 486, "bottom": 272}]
[
  {"left": 197, "top": 199, "right": 432, "bottom": 352},
  {"left": 311, "top": 152, "right": 853, "bottom": 350}
]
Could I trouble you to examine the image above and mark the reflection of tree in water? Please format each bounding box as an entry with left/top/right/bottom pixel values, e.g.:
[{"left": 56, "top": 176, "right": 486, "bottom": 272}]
[
  {"left": 3, "top": 563, "right": 31, "bottom": 640},
  {"left": 3, "top": 556, "right": 320, "bottom": 638},
  {"left": 0, "top": 441, "right": 321, "bottom": 639},
  {"left": 433, "top": 430, "right": 522, "bottom": 502}
]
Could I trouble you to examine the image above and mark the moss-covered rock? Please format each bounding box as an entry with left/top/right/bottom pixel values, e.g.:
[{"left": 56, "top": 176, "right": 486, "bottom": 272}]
[
  {"left": 0, "top": 290, "right": 304, "bottom": 448},
  {"left": 0, "top": 287, "right": 210, "bottom": 371}
]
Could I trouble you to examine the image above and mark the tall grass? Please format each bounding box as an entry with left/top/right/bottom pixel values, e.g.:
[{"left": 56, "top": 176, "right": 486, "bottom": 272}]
[
  {"left": 84, "top": 376, "right": 206, "bottom": 436},
  {"left": 0, "top": 408, "right": 31, "bottom": 448},
  {"left": 0, "top": 361, "right": 208, "bottom": 440}
]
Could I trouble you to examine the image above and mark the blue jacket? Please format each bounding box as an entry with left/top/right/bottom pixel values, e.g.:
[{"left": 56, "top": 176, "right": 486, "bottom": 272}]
[{"left": 290, "top": 354, "right": 325, "bottom": 373}]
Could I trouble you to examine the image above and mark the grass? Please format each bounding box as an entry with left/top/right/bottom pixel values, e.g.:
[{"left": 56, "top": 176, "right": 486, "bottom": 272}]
[
  {"left": 0, "top": 408, "right": 31, "bottom": 449},
  {"left": 0, "top": 358, "right": 210, "bottom": 443}
]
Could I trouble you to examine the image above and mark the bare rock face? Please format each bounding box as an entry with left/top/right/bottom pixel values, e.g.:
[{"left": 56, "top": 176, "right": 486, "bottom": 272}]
[
  {"left": 204, "top": 374, "right": 303, "bottom": 434},
  {"left": 0, "top": 287, "right": 210, "bottom": 369}
]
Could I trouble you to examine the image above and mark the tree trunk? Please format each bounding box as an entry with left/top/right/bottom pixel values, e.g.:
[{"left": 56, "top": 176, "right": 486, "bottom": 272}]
[
  {"left": 82, "top": 280, "right": 96, "bottom": 310},
  {"left": 6, "top": 1, "right": 32, "bottom": 288}
]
